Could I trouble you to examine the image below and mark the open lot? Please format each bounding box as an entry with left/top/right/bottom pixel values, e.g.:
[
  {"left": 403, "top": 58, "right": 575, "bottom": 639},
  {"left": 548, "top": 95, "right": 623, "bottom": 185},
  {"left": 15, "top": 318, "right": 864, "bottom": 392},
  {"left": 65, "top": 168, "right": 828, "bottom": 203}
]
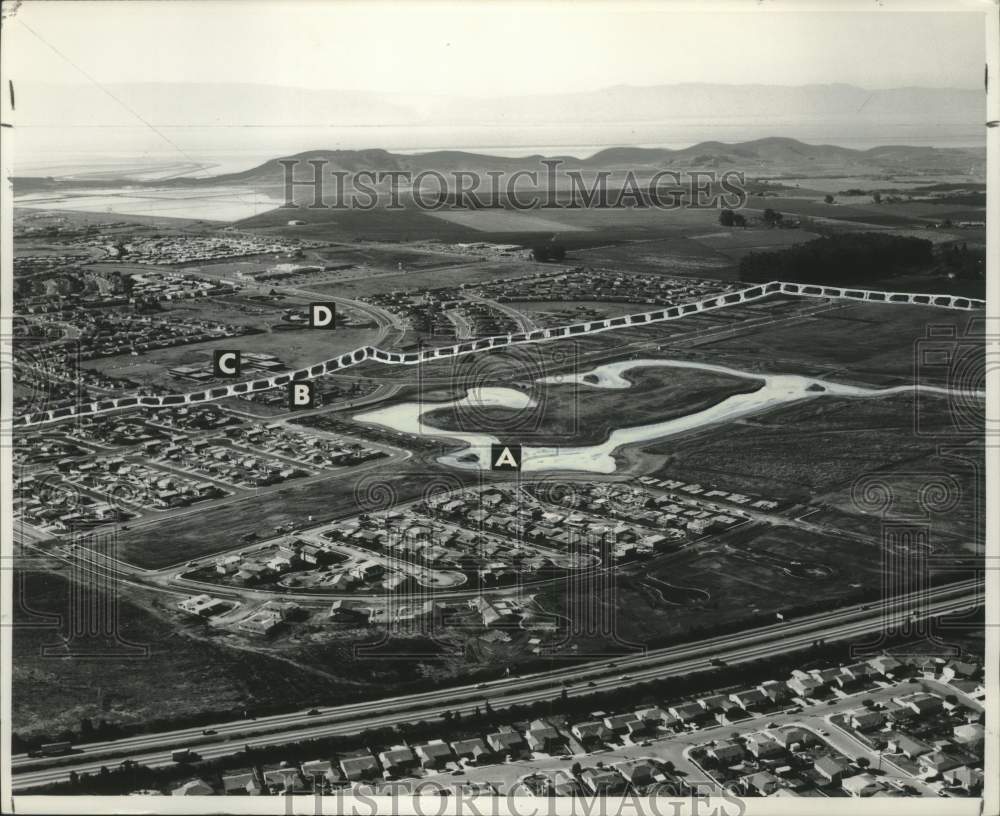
[
  {"left": 10, "top": 568, "right": 361, "bottom": 740},
  {"left": 115, "top": 457, "right": 474, "bottom": 568}
]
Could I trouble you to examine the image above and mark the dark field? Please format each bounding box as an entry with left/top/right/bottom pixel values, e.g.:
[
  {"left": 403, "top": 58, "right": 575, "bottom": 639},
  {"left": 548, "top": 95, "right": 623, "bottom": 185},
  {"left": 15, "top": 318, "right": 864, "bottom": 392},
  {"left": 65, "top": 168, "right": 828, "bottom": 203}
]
[
  {"left": 648, "top": 391, "right": 982, "bottom": 543},
  {"left": 531, "top": 513, "right": 977, "bottom": 660},
  {"left": 10, "top": 569, "right": 361, "bottom": 740}
]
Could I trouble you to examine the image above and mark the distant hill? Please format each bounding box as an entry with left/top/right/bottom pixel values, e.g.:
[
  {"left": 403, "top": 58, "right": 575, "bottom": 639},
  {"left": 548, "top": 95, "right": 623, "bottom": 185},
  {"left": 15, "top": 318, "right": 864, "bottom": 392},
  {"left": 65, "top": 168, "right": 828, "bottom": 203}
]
[
  {"left": 14, "top": 136, "right": 984, "bottom": 194},
  {"left": 182, "top": 137, "right": 987, "bottom": 186}
]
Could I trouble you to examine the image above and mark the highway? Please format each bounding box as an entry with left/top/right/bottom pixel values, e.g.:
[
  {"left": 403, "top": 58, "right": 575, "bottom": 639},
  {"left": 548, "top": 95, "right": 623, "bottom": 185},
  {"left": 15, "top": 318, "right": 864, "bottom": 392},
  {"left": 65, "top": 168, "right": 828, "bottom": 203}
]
[{"left": 11, "top": 578, "right": 980, "bottom": 790}]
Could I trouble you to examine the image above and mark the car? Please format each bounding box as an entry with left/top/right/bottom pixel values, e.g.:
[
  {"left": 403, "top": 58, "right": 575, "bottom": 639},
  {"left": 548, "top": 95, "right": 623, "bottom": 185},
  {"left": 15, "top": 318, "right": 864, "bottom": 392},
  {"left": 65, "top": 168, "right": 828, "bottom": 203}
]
[
  {"left": 607, "top": 662, "right": 617, "bottom": 668},
  {"left": 451, "top": 769, "right": 464, "bottom": 776},
  {"left": 767, "top": 722, "right": 779, "bottom": 728},
  {"left": 619, "top": 674, "right": 631, "bottom": 680},
  {"left": 476, "top": 683, "right": 487, "bottom": 689},
  {"left": 588, "top": 681, "right": 597, "bottom": 687},
  {"left": 201, "top": 729, "right": 217, "bottom": 736},
  {"left": 819, "top": 730, "right": 829, "bottom": 736},
  {"left": 639, "top": 740, "right": 652, "bottom": 747},
  {"left": 307, "top": 708, "right": 320, "bottom": 716}
]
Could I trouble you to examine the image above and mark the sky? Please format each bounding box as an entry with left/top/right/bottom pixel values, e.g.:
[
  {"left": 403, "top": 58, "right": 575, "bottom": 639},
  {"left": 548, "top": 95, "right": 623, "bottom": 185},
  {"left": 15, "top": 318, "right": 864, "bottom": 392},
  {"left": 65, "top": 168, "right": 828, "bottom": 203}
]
[{"left": 2, "top": 1, "right": 988, "bottom": 96}]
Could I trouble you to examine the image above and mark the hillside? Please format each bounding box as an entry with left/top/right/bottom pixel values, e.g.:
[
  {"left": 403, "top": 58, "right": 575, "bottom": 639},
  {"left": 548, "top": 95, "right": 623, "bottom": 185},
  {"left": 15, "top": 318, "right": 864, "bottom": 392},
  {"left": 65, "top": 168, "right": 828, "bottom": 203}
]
[{"left": 13, "top": 137, "right": 985, "bottom": 195}]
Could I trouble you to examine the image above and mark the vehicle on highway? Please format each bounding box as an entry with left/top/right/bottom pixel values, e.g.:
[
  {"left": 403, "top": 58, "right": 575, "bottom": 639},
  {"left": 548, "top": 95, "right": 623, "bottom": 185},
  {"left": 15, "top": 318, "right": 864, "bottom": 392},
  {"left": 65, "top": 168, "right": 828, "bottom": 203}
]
[
  {"left": 32, "top": 742, "right": 72, "bottom": 757},
  {"left": 171, "top": 748, "right": 198, "bottom": 762},
  {"left": 476, "top": 683, "right": 487, "bottom": 689},
  {"left": 710, "top": 658, "right": 727, "bottom": 667},
  {"left": 201, "top": 729, "right": 217, "bottom": 736},
  {"left": 307, "top": 709, "right": 320, "bottom": 716},
  {"left": 619, "top": 674, "right": 631, "bottom": 680},
  {"left": 587, "top": 681, "right": 596, "bottom": 687}
]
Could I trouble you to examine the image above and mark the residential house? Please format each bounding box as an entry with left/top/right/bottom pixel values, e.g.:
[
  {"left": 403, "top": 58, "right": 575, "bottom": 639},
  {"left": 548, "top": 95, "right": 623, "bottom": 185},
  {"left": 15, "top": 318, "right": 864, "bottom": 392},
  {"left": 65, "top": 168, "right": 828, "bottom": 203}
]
[
  {"left": 814, "top": 755, "right": 852, "bottom": 783},
  {"left": 946, "top": 765, "right": 984, "bottom": 792},
  {"left": 525, "top": 721, "right": 563, "bottom": 754},
  {"left": 841, "top": 773, "right": 881, "bottom": 797},
  {"left": 881, "top": 704, "right": 916, "bottom": 728},
  {"left": 486, "top": 729, "right": 526, "bottom": 758},
  {"left": 339, "top": 754, "right": 380, "bottom": 781},
  {"left": 571, "top": 721, "right": 612, "bottom": 747},
  {"left": 603, "top": 714, "right": 640, "bottom": 735},
  {"left": 172, "top": 778, "right": 214, "bottom": 795},
  {"left": 918, "top": 751, "right": 965, "bottom": 777},
  {"left": 378, "top": 746, "right": 418, "bottom": 776},
  {"left": 867, "top": 655, "right": 903, "bottom": 677},
  {"left": 221, "top": 771, "right": 261, "bottom": 796},
  {"left": 614, "top": 759, "right": 661, "bottom": 788},
  {"left": 893, "top": 692, "right": 943, "bottom": 717},
  {"left": 942, "top": 661, "right": 980, "bottom": 683},
  {"left": 634, "top": 707, "right": 673, "bottom": 728},
  {"left": 849, "top": 709, "right": 885, "bottom": 732},
  {"left": 809, "top": 667, "right": 843, "bottom": 687},
  {"left": 580, "top": 769, "right": 626, "bottom": 795},
  {"left": 741, "top": 770, "right": 781, "bottom": 796},
  {"left": 953, "top": 723, "right": 985, "bottom": 748},
  {"left": 887, "top": 733, "right": 932, "bottom": 759},
  {"left": 786, "top": 675, "right": 824, "bottom": 699},
  {"left": 669, "top": 702, "right": 709, "bottom": 726},
  {"left": 757, "top": 680, "right": 792, "bottom": 704},
  {"left": 716, "top": 707, "right": 752, "bottom": 726},
  {"left": 415, "top": 740, "right": 454, "bottom": 769},
  {"left": 300, "top": 760, "right": 340, "bottom": 786},
  {"left": 771, "top": 727, "right": 815, "bottom": 750},
  {"left": 697, "top": 694, "right": 731, "bottom": 713},
  {"left": 730, "top": 688, "right": 767, "bottom": 710},
  {"left": 263, "top": 768, "right": 304, "bottom": 793},
  {"left": 450, "top": 738, "right": 491, "bottom": 765},
  {"left": 707, "top": 742, "right": 745, "bottom": 766},
  {"left": 745, "top": 733, "right": 783, "bottom": 759},
  {"left": 838, "top": 663, "right": 875, "bottom": 688}
]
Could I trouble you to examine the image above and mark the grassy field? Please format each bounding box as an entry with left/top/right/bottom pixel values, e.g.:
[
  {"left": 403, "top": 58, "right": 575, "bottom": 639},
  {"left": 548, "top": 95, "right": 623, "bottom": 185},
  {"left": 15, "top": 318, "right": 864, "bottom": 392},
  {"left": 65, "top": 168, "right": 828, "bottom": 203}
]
[
  {"left": 573, "top": 236, "right": 735, "bottom": 278},
  {"left": 681, "top": 301, "right": 980, "bottom": 387},
  {"left": 80, "top": 293, "right": 384, "bottom": 389},
  {"left": 647, "top": 390, "right": 981, "bottom": 542},
  {"left": 530, "top": 523, "right": 898, "bottom": 656},
  {"left": 116, "top": 457, "right": 476, "bottom": 568},
  {"left": 11, "top": 568, "right": 362, "bottom": 740}
]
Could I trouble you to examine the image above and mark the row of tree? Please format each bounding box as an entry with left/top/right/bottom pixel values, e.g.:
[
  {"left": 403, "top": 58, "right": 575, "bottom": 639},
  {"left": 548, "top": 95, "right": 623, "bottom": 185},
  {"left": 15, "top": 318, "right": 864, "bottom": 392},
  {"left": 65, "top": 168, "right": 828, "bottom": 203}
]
[{"left": 739, "top": 232, "right": 934, "bottom": 285}]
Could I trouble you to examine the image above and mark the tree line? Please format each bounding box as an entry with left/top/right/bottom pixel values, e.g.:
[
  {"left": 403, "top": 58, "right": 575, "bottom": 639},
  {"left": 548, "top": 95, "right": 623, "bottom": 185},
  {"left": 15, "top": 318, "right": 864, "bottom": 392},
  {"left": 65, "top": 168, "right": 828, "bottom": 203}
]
[{"left": 739, "top": 232, "right": 934, "bottom": 285}]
